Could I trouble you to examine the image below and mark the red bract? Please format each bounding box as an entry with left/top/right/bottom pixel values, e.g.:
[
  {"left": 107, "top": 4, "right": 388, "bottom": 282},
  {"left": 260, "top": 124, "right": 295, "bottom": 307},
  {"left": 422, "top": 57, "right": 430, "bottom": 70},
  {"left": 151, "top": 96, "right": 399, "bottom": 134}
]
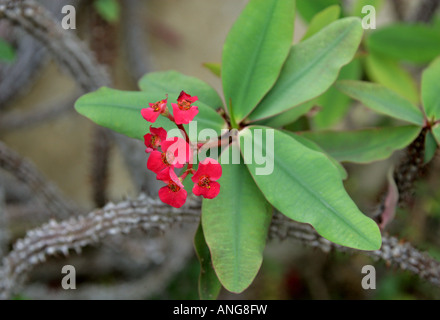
[
  {"left": 141, "top": 97, "right": 167, "bottom": 123},
  {"left": 172, "top": 91, "right": 199, "bottom": 125},
  {"left": 147, "top": 137, "right": 192, "bottom": 174},
  {"left": 157, "top": 168, "right": 187, "bottom": 208},
  {"left": 143, "top": 126, "right": 167, "bottom": 153},
  {"left": 178, "top": 91, "right": 198, "bottom": 104},
  {"left": 192, "top": 158, "right": 222, "bottom": 199}
]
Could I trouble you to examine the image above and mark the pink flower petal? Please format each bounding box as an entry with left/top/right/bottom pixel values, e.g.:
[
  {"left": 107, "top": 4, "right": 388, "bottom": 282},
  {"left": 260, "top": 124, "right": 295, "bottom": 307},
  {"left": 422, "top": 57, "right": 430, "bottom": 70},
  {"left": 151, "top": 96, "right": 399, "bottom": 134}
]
[
  {"left": 150, "top": 126, "right": 168, "bottom": 142},
  {"left": 143, "top": 133, "right": 154, "bottom": 153},
  {"left": 141, "top": 108, "right": 160, "bottom": 123},
  {"left": 172, "top": 104, "right": 199, "bottom": 125},
  {"left": 162, "top": 137, "right": 191, "bottom": 167},
  {"left": 159, "top": 185, "right": 187, "bottom": 208},
  {"left": 192, "top": 181, "right": 220, "bottom": 199},
  {"left": 147, "top": 150, "right": 167, "bottom": 174},
  {"left": 192, "top": 158, "right": 222, "bottom": 183},
  {"left": 177, "top": 91, "right": 198, "bottom": 104}
]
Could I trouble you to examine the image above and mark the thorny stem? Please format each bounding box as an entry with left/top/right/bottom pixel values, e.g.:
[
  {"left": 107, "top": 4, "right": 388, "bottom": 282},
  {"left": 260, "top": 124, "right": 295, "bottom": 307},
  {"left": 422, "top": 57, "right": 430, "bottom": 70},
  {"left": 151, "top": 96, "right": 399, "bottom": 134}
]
[{"left": 3, "top": 195, "right": 440, "bottom": 299}]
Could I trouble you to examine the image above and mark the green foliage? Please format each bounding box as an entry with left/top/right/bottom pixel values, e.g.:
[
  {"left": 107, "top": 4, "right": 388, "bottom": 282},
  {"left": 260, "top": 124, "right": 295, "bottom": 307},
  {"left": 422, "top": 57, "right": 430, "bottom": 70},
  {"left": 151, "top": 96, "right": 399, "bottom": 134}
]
[
  {"left": 252, "top": 100, "right": 315, "bottom": 128},
  {"left": 202, "top": 144, "right": 273, "bottom": 293},
  {"left": 302, "top": 5, "right": 341, "bottom": 40},
  {"left": 139, "top": 71, "right": 224, "bottom": 111},
  {"left": 425, "top": 131, "right": 438, "bottom": 164},
  {"left": 94, "top": 0, "right": 120, "bottom": 23},
  {"left": 364, "top": 52, "right": 419, "bottom": 104},
  {"left": 296, "top": 0, "right": 341, "bottom": 22},
  {"left": 240, "top": 127, "right": 381, "bottom": 251},
  {"left": 283, "top": 132, "right": 348, "bottom": 179},
  {"left": 222, "top": 0, "right": 296, "bottom": 124},
  {"left": 0, "top": 38, "right": 15, "bottom": 62},
  {"left": 194, "top": 223, "right": 222, "bottom": 300},
  {"left": 434, "top": 125, "right": 440, "bottom": 146},
  {"left": 74, "top": 86, "right": 227, "bottom": 141},
  {"left": 203, "top": 63, "right": 221, "bottom": 77},
  {"left": 312, "top": 58, "right": 362, "bottom": 129},
  {"left": 248, "top": 17, "right": 363, "bottom": 121},
  {"left": 350, "top": 0, "right": 383, "bottom": 17},
  {"left": 336, "top": 80, "right": 424, "bottom": 125},
  {"left": 299, "top": 126, "right": 421, "bottom": 163},
  {"left": 366, "top": 24, "right": 440, "bottom": 64},
  {"left": 421, "top": 57, "right": 440, "bottom": 120}
]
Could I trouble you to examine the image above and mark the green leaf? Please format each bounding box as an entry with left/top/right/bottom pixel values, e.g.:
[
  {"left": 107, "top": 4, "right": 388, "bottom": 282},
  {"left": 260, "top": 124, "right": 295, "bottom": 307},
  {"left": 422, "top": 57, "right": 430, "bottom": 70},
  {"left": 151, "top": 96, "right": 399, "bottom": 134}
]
[
  {"left": 421, "top": 57, "right": 440, "bottom": 120},
  {"left": 74, "top": 87, "right": 227, "bottom": 141},
  {"left": 351, "top": 0, "right": 383, "bottom": 17},
  {"left": 194, "top": 222, "right": 222, "bottom": 300},
  {"left": 240, "top": 127, "right": 381, "bottom": 250},
  {"left": 296, "top": 0, "right": 341, "bottom": 22},
  {"left": 139, "top": 70, "right": 224, "bottom": 110},
  {"left": 0, "top": 38, "right": 15, "bottom": 62},
  {"left": 202, "top": 144, "right": 273, "bottom": 293},
  {"left": 312, "top": 58, "right": 362, "bottom": 129},
  {"left": 302, "top": 5, "right": 340, "bottom": 41},
  {"left": 335, "top": 80, "right": 424, "bottom": 126},
  {"left": 283, "top": 131, "right": 348, "bottom": 179},
  {"left": 366, "top": 24, "right": 440, "bottom": 64},
  {"left": 425, "top": 131, "right": 438, "bottom": 164},
  {"left": 251, "top": 100, "right": 315, "bottom": 128},
  {"left": 203, "top": 63, "right": 221, "bottom": 78},
  {"left": 93, "top": 0, "right": 120, "bottom": 23},
  {"left": 248, "top": 18, "right": 363, "bottom": 122},
  {"left": 433, "top": 125, "right": 440, "bottom": 146},
  {"left": 364, "top": 52, "right": 419, "bottom": 105},
  {"left": 299, "top": 126, "right": 421, "bottom": 163},
  {"left": 222, "top": 0, "right": 296, "bottom": 123}
]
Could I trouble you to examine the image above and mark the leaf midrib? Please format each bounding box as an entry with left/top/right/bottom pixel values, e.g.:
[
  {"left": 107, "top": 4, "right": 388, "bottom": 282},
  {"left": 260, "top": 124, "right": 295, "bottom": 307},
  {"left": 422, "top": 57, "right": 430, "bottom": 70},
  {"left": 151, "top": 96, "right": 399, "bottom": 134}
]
[
  {"left": 310, "top": 128, "right": 419, "bottom": 160},
  {"left": 249, "top": 130, "right": 375, "bottom": 248},
  {"left": 253, "top": 20, "right": 356, "bottom": 119},
  {"left": 342, "top": 86, "right": 423, "bottom": 125},
  {"left": 277, "top": 152, "right": 374, "bottom": 246},
  {"left": 232, "top": 0, "right": 278, "bottom": 119}
]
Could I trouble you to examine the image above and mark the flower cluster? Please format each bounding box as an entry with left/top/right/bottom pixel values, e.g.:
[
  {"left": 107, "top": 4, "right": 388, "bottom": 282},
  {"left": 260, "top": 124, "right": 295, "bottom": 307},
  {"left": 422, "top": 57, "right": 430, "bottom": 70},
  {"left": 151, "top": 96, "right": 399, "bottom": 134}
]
[{"left": 141, "top": 91, "right": 222, "bottom": 208}]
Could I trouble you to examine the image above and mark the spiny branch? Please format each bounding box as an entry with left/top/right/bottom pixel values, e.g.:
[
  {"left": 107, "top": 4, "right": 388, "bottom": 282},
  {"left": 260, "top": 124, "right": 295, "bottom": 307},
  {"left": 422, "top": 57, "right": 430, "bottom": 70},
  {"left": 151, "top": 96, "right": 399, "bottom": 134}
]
[
  {"left": 0, "top": 0, "right": 111, "bottom": 91},
  {"left": 0, "top": 186, "right": 8, "bottom": 259},
  {"left": 270, "top": 214, "right": 440, "bottom": 288},
  {"left": 2, "top": 194, "right": 440, "bottom": 299},
  {"left": 0, "top": 194, "right": 201, "bottom": 299},
  {"left": 0, "top": 141, "right": 80, "bottom": 219}
]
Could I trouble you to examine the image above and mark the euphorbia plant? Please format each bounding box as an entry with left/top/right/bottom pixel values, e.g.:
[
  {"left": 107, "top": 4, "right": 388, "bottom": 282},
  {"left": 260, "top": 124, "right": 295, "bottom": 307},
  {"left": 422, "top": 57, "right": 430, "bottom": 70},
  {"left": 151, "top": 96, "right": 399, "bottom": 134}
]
[{"left": 75, "top": 0, "right": 383, "bottom": 297}]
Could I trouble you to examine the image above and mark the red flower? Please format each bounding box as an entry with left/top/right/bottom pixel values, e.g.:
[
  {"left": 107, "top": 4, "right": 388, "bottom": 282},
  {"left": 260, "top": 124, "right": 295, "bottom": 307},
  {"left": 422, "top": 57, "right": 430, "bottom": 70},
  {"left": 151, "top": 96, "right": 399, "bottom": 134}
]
[
  {"left": 141, "top": 97, "right": 167, "bottom": 123},
  {"left": 147, "top": 137, "right": 192, "bottom": 174},
  {"left": 172, "top": 91, "right": 199, "bottom": 125},
  {"left": 157, "top": 168, "right": 187, "bottom": 208},
  {"left": 144, "top": 126, "right": 168, "bottom": 153},
  {"left": 191, "top": 158, "right": 222, "bottom": 199}
]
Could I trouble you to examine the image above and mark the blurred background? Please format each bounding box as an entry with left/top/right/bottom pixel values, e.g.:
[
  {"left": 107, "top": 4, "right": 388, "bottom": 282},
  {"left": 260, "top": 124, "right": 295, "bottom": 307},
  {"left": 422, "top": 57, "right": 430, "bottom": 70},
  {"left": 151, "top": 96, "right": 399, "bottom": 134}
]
[{"left": 1, "top": 0, "right": 440, "bottom": 299}]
